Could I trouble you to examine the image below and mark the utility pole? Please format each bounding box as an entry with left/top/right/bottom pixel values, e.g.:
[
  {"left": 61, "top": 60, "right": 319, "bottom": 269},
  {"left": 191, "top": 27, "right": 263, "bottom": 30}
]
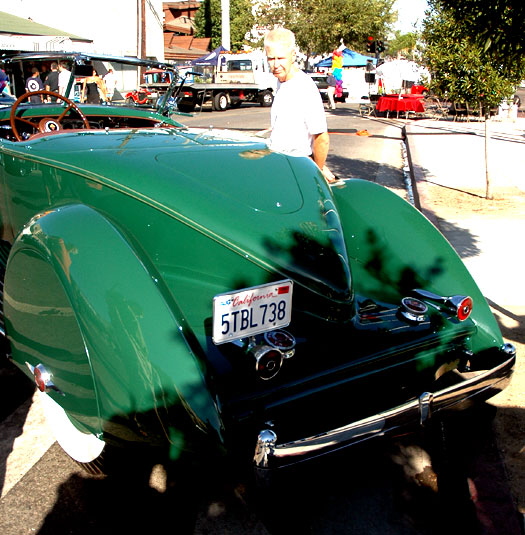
[
  {"left": 221, "top": 0, "right": 230, "bottom": 50},
  {"left": 137, "top": 0, "right": 146, "bottom": 58},
  {"left": 140, "top": 0, "right": 146, "bottom": 59},
  {"left": 137, "top": 0, "right": 146, "bottom": 81}
]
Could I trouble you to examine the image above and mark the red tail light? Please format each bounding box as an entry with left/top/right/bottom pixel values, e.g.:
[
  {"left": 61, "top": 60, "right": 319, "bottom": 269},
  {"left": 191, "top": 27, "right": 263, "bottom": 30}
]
[
  {"left": 455, "top": 296, "right": 473, "bottom": 321},
  {"left": 33, "top": 365, "right": 47, "bottom": 392}
]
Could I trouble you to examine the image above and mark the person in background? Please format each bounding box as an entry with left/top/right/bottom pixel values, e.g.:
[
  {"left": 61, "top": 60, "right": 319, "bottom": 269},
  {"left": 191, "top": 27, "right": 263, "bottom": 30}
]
[
  {"left": 0, "top": 67, "right": 9, "bottom": 95},
  {"left": 263, "top": 27, "right": 339, "bottom": 185},
  {"left": 58, "top": 61, "right": 73, "bottom": 98},
  {"left": 39, "top": 64, "right": 49, "bottom": 84},
  {"left": 103, "top": 68, "right": 116, "bottom": 101},
  {"left": 45, "top": 62, "right": 59, "bottom": 101},
  {"left": 326, "top": 69, "right": 337, "bottom": 110},
  {"left": 82, "top": 69, "right": 107, "bottom": 104},
  {"left": 25, "top": 67, "right": 44, "bottom": 103}
]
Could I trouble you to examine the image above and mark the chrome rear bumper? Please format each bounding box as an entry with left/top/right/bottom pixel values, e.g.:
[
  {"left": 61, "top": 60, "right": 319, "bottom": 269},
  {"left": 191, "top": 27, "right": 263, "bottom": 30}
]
[{"left": 254, "top": 344, "right": 515, "bottom": 472}]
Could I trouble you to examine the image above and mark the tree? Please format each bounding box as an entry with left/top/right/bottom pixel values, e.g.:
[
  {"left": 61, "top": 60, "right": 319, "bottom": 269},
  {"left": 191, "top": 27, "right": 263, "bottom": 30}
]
[
  {"left": 422, "top": 1, "right": 525, "bottom": 199},
  {"left": 194, "top": 0, "right": 256, "bottom": 51},
  {"left": 386, "top": 31, "right": 419, "bottom": 60},
  {"left": 253, "top": 0, "right": 397, "bottom": 58},
  {"left": 436, "top": 0, "right": 525, "bottom": 70},
  {"left": 422, "top": 6, "right": 519, "bottom": 109}
]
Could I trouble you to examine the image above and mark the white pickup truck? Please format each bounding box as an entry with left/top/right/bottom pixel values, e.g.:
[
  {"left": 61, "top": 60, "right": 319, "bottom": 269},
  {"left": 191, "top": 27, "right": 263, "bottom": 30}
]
[{"left": 177, "top": 51, "right": 277, "bottom": 112}]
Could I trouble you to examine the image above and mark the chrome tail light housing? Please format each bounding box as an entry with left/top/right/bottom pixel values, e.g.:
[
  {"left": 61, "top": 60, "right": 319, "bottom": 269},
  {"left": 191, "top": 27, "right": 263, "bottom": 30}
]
[
  {"left": 411, "top": 289, "right": 473, "bottom": 322},
  {"left": 235, "top": 329, "right": 296, "bottom": 380},
  {"left": 251, "top": 345, "right": 283, "bottom": 380}
]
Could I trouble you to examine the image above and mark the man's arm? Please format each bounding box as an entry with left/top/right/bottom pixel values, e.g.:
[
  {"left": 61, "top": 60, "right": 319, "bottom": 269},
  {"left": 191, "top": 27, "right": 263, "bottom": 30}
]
[
  {"left": 311, "top": 131, "right": 329, "bottom": 169},
  {"left": 312, "top": 131, "right": 337, "bottom": 182}
]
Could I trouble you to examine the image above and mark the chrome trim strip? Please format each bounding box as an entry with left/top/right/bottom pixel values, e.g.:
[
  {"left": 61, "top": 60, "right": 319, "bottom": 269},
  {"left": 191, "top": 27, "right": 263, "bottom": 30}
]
[
  {"left": 254, "top": 351, "right": 515, "bottom": 470},
  {"left": 418, "top": 392, "right": 433, "bottom": 425}
]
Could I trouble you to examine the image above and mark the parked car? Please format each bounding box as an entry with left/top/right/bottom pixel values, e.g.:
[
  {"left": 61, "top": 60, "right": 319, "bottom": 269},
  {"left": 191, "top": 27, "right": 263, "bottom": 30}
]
[
  {"left": 126, "top": 68, "right": 175, "bottom": 107},
  {"left": 0, "top": 52, "right": 515, "bottom": 485},
  {"left": 411, "top": 84, "right": 429, "bottom": 95},
  {"left": 125, "top": 86, "right": 154, "bottom": 106},
  {"left": 309, "top": 72, "right": 349, "bottom": 102}
]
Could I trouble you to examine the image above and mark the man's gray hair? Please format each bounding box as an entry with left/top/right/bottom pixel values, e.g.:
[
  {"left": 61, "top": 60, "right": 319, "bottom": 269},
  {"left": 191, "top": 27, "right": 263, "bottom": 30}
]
[{"left": 264, "top": 28, "right": 296, "bottom": 51}]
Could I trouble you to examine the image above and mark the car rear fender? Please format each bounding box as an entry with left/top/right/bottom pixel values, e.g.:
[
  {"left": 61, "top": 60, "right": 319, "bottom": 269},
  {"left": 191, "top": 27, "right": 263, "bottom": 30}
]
[
  {"left": 5, "top": 203, "right": 222, "bottom": 446},
  {"left": 331, "top": 179, "right": 503, "bottom": 351}
]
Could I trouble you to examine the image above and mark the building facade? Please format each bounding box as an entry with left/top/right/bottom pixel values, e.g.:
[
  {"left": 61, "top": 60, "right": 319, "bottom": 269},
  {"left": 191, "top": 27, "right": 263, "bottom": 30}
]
[{"left": 163, "top": 1, "right": 210, "bottom": 63}]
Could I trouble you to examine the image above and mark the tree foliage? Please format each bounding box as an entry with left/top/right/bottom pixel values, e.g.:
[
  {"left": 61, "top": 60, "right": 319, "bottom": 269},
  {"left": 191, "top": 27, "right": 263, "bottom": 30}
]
[
  {"left": 253, "top": 0, "right": 397, "bottom": 57},
  {"left": 194, "top": 0, "right": 255, "bottom": 51},
  {"left": 386, "top": 31, "right": 419, "bottom": 60},
  {"left": 436, "top": 0, "right": 525, "bottom": 69},
  {"left": 422, "top": 1, "right": 523, "bottom": 109}
]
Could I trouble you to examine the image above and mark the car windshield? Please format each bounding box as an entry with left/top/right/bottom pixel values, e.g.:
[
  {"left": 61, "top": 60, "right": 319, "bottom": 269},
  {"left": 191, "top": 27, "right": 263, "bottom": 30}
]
[
  {"left": 1, "top": 52, "right": 183, "bottom": 115},
  {"left": 0, "top": 52, "right": 191, "bottom": 142}
]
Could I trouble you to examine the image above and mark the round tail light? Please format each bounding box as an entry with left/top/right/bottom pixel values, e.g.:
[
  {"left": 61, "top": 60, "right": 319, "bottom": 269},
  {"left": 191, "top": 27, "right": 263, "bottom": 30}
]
[
  {"left": 264, "top": 330, "right": 296, "bottom": 359},
  {"left": 400, "top": 297, "right": 428, "bottom": 322},
  {"left": 455, "top": 296, "right": 473, "bottom": 321},
  {"left": 33, "top": 363, "right": 53, "bottom": 392}
]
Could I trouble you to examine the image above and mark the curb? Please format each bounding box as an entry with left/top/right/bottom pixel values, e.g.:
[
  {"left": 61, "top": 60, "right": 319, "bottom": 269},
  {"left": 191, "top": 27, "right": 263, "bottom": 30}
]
[{"left": 402, "top": 124, "right": 441, "bottom": 231}]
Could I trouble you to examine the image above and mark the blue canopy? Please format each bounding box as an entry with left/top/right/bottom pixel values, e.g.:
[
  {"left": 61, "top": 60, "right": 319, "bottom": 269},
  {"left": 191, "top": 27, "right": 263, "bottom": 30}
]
[
  {"left": 314, "top": 49, "right": 377, "bottom": 68},
  {"left": 190, "top": 46, "right": 228, "bottom": 66}
]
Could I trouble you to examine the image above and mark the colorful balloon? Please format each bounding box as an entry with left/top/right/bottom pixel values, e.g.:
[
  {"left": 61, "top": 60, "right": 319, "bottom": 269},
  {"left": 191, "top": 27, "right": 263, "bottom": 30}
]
[{"left": 331, "top": 51, "right": 344, "bottom": 97}]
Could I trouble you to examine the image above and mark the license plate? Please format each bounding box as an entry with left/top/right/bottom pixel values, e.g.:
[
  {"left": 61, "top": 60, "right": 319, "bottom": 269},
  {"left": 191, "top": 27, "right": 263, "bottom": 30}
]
[{"left": 213, "top": 280, "right": 293, "bottom": 344}]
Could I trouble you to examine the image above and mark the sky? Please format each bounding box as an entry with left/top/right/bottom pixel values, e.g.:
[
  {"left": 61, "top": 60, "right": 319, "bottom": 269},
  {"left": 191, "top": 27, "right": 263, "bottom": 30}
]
[
  {"left": 392, "top": 0, "right": 429, "bottom": 34},
  {"left": 1, "top": 0, "right": 429, "bottom": 42}
]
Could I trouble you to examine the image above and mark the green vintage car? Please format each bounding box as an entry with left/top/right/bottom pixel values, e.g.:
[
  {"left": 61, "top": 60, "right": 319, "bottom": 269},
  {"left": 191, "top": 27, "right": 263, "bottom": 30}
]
[{"left": 0, "top": 53, "right": 515, "bottom": 482}]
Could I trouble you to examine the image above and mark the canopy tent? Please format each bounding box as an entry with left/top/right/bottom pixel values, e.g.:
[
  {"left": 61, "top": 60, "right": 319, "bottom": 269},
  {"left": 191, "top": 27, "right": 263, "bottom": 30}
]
[
  {"left": 314, "top": 49, "right": 377, "bottom": 68},
  {"left": 190, "top": 45, "right": 228, "bottom": 66},
  {"left": 375, "top": 59, "right": 430, "bottom": 93}
]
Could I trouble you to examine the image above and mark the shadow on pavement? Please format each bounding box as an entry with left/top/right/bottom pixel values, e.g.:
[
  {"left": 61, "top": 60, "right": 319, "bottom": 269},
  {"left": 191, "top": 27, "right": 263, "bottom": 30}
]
[
  {"left": 2, "top": 416, "right": 522, "bottom": 535},
  {"left": 0, "top": 359, "right": 35, "bottom": 498}
]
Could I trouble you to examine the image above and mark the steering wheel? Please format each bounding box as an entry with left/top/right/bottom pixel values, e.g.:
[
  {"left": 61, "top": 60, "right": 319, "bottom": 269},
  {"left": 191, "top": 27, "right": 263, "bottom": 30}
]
[{"left": 10, "top": 90, "right": 90, "bottom": 141}]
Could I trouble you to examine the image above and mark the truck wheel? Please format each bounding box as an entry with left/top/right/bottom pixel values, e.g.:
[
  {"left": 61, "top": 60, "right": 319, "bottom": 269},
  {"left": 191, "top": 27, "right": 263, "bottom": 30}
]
[
  {"left": 213, "top": 92, "right": 229, "bottom": 111},
  {"left": 259, "top": 90, "right": 273, "bottom": 107},
  {"left": 177, "top": 102, "right": 195, "bottom": 113}
]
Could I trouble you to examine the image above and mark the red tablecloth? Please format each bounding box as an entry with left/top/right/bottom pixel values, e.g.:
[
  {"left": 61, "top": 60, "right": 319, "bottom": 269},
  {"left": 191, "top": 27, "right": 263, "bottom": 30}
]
[{"left": 376, "top": 94, "right": 425, "bottom": 114}]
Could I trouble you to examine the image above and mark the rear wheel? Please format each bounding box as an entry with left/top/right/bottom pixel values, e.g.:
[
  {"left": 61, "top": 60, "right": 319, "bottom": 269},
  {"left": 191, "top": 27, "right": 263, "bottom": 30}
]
[
  {"left": 213, "top": 92, "right": 229, "bottom": 111},
  {"left": 259, "top": 90, "right": 273, "bottom": 107},
  {"left": 38, "top": 390, "right": 108, "bottom": 474},
  {"left": 39, "top": 391, "right": 158, "bottom": 476}
]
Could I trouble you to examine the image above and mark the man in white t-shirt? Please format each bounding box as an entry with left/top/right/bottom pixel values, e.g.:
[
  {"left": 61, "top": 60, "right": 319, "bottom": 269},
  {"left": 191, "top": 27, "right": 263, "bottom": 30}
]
[
  {"left": 103, "top": 69, "right": 116, "bottom": 101},
  {"left": 264, "top": 28, "right": 338, "bottom": 184},
  {"left": 58, "top": 61, "right": 73, "bottom": 99}
]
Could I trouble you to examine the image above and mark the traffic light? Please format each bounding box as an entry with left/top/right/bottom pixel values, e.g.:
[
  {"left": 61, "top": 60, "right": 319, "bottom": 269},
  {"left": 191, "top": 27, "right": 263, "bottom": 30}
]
[
  {"left": 377, "top": 40, "right": 386, "bottom": 53},
  {"left": 366, "top": 37, "right": 376, "bottom": 54}
]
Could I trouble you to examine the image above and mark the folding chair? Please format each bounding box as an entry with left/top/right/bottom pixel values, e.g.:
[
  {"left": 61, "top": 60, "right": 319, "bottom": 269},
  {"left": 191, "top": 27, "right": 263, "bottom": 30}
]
[{"left": 359, "top": 96, "right": 375, "bottom": 117}]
